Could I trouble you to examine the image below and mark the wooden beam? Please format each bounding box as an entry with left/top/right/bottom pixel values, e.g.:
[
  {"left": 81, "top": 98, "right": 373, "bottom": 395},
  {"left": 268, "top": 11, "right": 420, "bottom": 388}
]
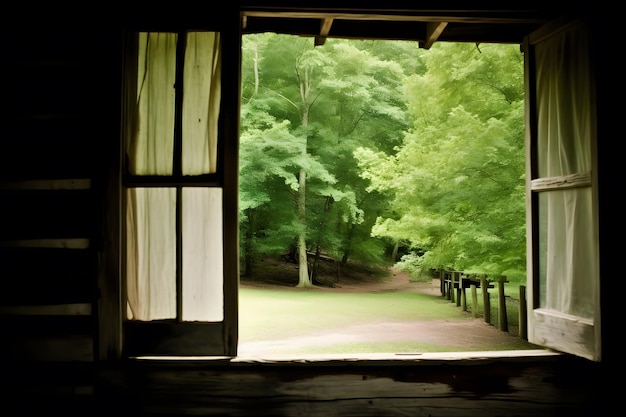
[
  {"left": 241, "top": 10, "right": 550, "bottom": 25},
  {"left": 420, "top": 21, "right": 448, "bottom": 49},
  {"left": 0, "top": 303, "right": 92, "bottom": 315},
  {"left": 0, "top": 178, "right": 91, "bottom": 190},
  {"left": 0, "top": 238, "right": 90, "bottom": 249},
  {"left": 315, "top": 17, "right": 334, "bottom": 46}
]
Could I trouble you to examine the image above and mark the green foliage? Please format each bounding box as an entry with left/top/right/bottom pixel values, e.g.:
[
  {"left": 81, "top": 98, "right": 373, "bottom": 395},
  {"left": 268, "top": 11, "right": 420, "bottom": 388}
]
[
  {"left": 356, "top": 42, "right": 526, "bottom": 279},
  {"left": 240, "top": 34, "right": 412, "bottom": 271},
  {"left": 240, "top": 35, "right": 526, "bottom": 281}
]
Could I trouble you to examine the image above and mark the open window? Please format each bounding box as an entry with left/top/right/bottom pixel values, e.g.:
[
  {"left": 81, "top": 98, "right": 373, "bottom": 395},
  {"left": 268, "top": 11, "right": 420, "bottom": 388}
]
[{"left": 117, "top": 10, "right": 600, "bottom": 362}]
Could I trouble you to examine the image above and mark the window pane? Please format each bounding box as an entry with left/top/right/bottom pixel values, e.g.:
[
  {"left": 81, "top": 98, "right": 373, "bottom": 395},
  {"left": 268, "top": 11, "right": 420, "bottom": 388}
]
[
  {"left": 182, "top": 32, "right": 221, "bottom": 175},
  {"left": 182, "top": 187, "right": 224, "bottom": 321},
  {"left": 538, "top": 187, "right": 595, "bottom": 318},
  {"left": 535, "top": 23, "right": 591, "bottom": 178},
  {"left": 126, "top": 187, "right": 177, "bottom": 320},
  {"left": 130, "top": 32, "right": 177, "bottom": 176}
]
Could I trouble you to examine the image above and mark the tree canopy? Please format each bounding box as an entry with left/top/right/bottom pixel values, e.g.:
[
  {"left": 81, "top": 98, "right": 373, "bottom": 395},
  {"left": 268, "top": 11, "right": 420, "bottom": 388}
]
[{"left": 239, "top": 34, "right": 526, "bottom": 284}]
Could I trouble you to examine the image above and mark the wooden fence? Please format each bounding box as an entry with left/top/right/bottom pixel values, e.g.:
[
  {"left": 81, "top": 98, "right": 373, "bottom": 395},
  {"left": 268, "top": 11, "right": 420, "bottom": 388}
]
[{"left": 439, "top": 269, "right": 527, "bottom": 338}]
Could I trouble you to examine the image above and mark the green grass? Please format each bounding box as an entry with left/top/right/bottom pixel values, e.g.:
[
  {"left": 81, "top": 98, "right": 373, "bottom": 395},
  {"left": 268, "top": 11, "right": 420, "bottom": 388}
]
[
  {"left": 238, "top": 284, "right": 536, "bottom": 354},
  {"left": 285, "top": 341, "right": 463, "bottom": 355},
  {"left": 239, "top": 288, "right": 468, "bottom": 341}
]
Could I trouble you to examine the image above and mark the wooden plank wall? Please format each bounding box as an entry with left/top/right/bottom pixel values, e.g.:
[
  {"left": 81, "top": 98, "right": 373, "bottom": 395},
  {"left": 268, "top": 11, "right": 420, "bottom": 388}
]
[{"left": 0, "top": 21, "right": 121, "bottom": 411}]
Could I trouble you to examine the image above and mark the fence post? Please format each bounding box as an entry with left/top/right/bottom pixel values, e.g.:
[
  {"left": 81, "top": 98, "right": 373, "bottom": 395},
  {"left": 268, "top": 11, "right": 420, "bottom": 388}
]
[
  {"left": 519, "top": 285, "right": 528, "bottom": 340},
  {"left": 454, "top": 271, "right": 461, "bottom": 307},
  {"left": 497, "top": 276, "right": 508, "bottom": 332},
  {"left": 450, "top": 271, "right": 456, "bottom": 304},
  {"left": 481, "top": 275, "right": 491, "bottom": 324},
  {"left": 439, "top": 267, "right": 445, "bottom": 296},
  {"left": 460, "top": 274, "right": 467, "bottom": 311},
  {"left": 471, "top": 282, "right": 478, "bottom": 318}
]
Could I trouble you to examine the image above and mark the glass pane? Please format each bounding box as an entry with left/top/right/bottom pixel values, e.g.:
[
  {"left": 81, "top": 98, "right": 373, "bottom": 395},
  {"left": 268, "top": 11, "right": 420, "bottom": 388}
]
[
  {"left": 129, "top": 32, "right": 177, "bottom": 176},
  {"left": 182, "top": 32, "right": 221, "bottom": 175},
  {"left": 538, "top": 187, "right": 595, "bottom": 318},
  {"left": 126, "top": 187, "right": 177, "bottom": 320},
  {"left": 182, "top": 187, "right": 224, "bottom": 321},
  {"left": 535, "top": 23, "right": 591, "bottom": 178}
]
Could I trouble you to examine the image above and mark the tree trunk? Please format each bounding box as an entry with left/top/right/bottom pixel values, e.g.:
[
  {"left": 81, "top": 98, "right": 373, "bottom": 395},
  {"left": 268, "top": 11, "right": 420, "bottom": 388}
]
[
  {"left": 391, "top": 240, "right": 399, "bottom": 262},
  {"left": 296, "top": 65, "right": 313, "bottom": 288},
  {"left": 242, "top": 210, "right": 255, "bottom": 277},
  {"left": 296, "top": 168, "right": 311, "bottom": 287}
]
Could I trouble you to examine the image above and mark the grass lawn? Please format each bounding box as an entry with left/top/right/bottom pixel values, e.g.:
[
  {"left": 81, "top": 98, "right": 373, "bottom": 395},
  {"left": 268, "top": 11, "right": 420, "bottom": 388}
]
[
  {"left": 238, "top": 284, "right": 534, "bottom": 353},
  {"left": 239, "top": 288, "right": 469, "bottom": 341}
]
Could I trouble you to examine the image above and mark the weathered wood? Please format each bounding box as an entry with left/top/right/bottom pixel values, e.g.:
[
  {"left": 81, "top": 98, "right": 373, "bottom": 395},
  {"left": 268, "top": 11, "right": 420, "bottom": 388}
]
[
  {"left": 0, "top": 247, "right": 96, "bottom": 305},
  {"left": 481, "top": 275, "right": 491, "bottom": 324},
  {"left": 519, "top": 285, "right": 528, "bottom": 340},
  {"left": 0, "top": 315, "right": 94, "bottom": 361},
  {"left": 0, "top": 303, "right": 91, "bottom": 315},
  {"left": 123, "top": 321, "right": 227, "bottom": 357},
  {"left": 460, "top": 275, "right": 467, "bottom": 311},
  {"left": 0, "top": 119, "right": 97, "bottom": 180},
  {"left": 532, "top": 309, "right": 595, "bottom": 361},
  {"left": 471, "top": 284, "right": 478, "bottom": 318},
  {"left": 0, "top": 189, "right": 94, "bottom": 240},
  {"left": 220, "top": 23, "right": 243, "bottom": 358},
  {"left": 530, "top": 171, "right": 591, "bottom": 191},
  {"left": 0, "top": 238, "right": 90, "bottom": 249},
  {"left": 439, "top": 267, "right": 445, "bottom": 295},
  {"left": 497, "top": 278, "right": 508, "bottom": 332},
  {"left": 86, "top": 354, "right": 606, "bottom": 417},
  {"left": 449, "top": 271, "right": 456, "bottom": 304},
  {"left": 306, "top": 251, "right": 335, "bottom": 263},
  {"left": 454, "top": 271, "right": 461, "bottom": 307},
  {"left": 0, "top": 178, "right": 91, "bottom": 190}
]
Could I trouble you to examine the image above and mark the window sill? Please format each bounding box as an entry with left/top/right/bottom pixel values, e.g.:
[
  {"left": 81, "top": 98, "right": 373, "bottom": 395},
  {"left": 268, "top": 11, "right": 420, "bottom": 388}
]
[{"left": 130, "top": 349, "right": 561, "bottom": 367}]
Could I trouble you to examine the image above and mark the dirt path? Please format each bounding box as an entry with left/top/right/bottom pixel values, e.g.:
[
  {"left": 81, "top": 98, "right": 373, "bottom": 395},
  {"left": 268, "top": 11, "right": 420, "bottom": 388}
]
[{"left": 238, "top": 268, "right": 540, "bottom": 357}]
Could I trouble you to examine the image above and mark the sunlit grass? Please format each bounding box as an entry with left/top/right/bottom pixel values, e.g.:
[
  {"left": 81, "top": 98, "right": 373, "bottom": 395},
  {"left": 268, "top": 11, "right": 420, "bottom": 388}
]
[
  {"left": 240, "top": 288, "right": 476, "bottom": 341},
  {"left": 285, "top": 341, "right": 459, "bottom": 354},
  {"left": 239, "top": 281, "right": 535, "bottom": 354}
]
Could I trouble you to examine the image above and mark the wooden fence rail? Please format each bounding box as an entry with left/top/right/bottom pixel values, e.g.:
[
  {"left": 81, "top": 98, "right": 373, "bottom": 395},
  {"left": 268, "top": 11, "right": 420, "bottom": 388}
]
[{"left": 440, "top": 269, "right": 513, "bottom": 332}]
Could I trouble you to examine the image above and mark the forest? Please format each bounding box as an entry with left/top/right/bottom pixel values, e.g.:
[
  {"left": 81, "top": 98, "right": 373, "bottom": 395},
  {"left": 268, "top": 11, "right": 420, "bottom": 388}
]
[{"left": 238, "top": 33, "right": 526, "bottom": 288}]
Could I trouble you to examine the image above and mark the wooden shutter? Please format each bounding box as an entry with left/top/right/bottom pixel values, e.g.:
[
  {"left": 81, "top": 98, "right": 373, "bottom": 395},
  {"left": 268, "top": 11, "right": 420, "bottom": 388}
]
[{"left": 524, "top": 18, "right": 600, "bottom": 361}]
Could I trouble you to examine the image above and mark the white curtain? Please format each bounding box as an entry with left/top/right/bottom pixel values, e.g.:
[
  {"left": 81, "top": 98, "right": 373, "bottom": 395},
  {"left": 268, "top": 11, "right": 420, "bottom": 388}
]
[
  {"left": 126, "top": 32, "right": 223, "bottom": 321},
  {"left": 183, "top": 32, "right": 221, "bottom": 175},
  {"left": 536, "top": 22, "right": 596, "bottom": 318}
]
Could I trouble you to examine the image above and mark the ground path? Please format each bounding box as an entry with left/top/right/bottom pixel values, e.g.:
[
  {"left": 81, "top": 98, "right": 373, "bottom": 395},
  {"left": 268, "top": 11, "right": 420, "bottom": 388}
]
[{"left": 238, "top": 268, "right": 540, "bottom": 357}]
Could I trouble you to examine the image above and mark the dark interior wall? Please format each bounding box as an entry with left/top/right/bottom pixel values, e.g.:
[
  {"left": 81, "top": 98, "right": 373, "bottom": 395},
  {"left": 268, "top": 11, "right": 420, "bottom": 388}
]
[
  {"left": 0, "top": 4, "right": 617, "bottom": 416},
  {"left": 0, "top": 13, "right": 123, "bottom": 414}
]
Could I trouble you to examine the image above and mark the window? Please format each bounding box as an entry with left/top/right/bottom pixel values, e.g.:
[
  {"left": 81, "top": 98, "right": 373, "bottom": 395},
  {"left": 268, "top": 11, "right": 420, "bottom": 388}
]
[
  {"left": 117, "top": 13, "right": 600, "bottom": 362},
  {"left": 121, "top": 31, "right": 238, "bottom": 356}
]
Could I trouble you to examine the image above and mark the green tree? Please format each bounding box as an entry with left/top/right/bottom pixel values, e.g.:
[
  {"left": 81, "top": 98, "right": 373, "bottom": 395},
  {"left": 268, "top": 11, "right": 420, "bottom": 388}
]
[
  {"left": 355, "top": 42, "right": 526, "bottom": 281},
  {"left": 240, "top": 34, "right": 412, "bottom": 285}
]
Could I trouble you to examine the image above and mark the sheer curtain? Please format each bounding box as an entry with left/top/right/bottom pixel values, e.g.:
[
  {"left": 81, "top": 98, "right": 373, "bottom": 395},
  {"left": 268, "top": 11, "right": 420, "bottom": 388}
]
[
  {"left": 126, "top": 32, "right": 223, "bottom": 322},
  {"left": 536, "top": 22, "right": 597, "bottom": 319}
]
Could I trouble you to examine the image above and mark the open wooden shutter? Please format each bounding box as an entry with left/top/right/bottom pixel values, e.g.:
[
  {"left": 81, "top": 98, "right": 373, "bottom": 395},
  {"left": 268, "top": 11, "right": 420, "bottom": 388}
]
[{"left": 524, "top": 18, "right": 600, "bottom": 361}]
